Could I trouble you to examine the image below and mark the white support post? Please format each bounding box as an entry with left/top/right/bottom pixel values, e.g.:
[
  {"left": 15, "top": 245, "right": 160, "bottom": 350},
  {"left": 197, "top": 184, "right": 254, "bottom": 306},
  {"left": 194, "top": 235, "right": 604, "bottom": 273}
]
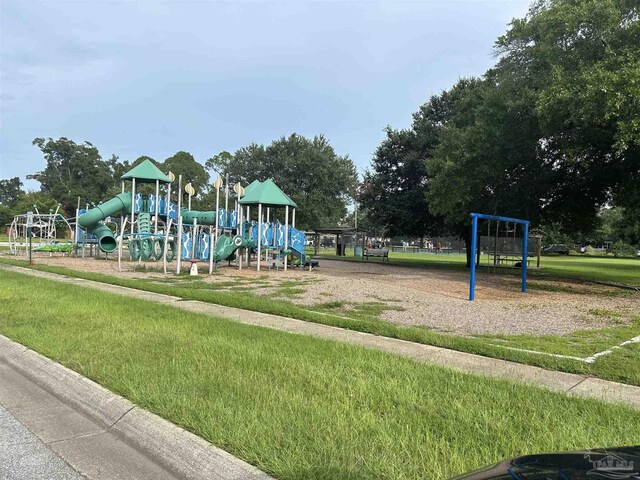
[
  {"left": 208, "top": 226, "right": 214, "bottom": 274},
  {"left": 292, "top": 208, "right": 296, "bottom": 229},
  {"left": 224, "top": 173, "right": 229, "bottom": 222},
  {"left": 257, "top": 203, "right": 262, "bottom": 272},
  {"left": 191, "top": 218, "right": 197, "bottom": 261},
  {"left": 166, "top": 180, "right": 172, "bottom": 231},
  {"left": 176, "top": 175, "right": 183, "bottom": 274},
  {"left": 118, "top": 217, "right": 128, "bottom": 272},
  {"left": 163, "top": 219, "right": 173, "bottom": 274},
  {"left": 215, "top": 183, "right": 220, "bottom": 243},
  {"left": 237, "top": 199, "right": 242, "bottom": 270},
  {"left": 154, "top": 180, "right": 159, "bottom": 234},
  {"left": 130, "top": 178, "right": 136, "bottom": 235},
  {"left": 246, "top": 206, "right": 250, "bottom": 265},
  {"left": 121, "top": 180, "right": 124, "bottom": 236},
  {"left": 284, "top": 205, "right": 289, "bottom": 271}
]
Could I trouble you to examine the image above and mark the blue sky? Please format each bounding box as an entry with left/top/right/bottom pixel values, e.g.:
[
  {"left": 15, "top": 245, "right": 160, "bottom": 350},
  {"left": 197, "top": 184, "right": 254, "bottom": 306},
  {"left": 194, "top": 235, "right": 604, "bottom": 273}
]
[{"left": 1, "top": 0, "right": 531, "bottom": 190}]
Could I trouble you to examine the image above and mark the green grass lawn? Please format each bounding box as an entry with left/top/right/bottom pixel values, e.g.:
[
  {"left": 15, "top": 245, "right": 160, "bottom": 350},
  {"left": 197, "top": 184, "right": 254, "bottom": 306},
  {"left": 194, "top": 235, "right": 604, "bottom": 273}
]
[
  {"left": 1, "top": 257, "right": 638, "bottom": 386},
  {"left": 311, "top": 250, "right": 640, "bottom": 286},
  {"left": 1, "top": 268, "right": 639, "bottom": 480}
]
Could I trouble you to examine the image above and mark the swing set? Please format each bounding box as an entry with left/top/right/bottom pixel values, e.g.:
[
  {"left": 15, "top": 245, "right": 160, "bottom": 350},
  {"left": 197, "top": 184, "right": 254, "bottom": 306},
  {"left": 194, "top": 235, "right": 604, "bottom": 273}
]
[{"left": 469, "top": 213, "right": 530, "bottom": 301}]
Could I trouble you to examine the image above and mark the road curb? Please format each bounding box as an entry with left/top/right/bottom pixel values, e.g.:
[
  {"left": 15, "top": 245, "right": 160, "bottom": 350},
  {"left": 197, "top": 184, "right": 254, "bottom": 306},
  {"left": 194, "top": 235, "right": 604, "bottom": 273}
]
[{"left": 0, "top": 334, "right": 273, "bottom": 480}]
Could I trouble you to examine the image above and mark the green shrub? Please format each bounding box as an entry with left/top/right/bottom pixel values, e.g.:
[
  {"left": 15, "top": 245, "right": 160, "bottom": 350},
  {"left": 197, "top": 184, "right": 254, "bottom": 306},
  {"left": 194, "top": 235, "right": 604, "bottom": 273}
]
[{"left": 609, "top": 241, "right": 636, "bottom": 257}]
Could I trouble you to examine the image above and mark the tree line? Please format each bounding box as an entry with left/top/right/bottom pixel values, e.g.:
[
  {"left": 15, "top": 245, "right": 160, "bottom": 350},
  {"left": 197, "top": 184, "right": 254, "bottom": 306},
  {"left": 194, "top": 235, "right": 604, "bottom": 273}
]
[
  {"left": 0, "top": 135, "right": 357, "bottom": 231},
  {"left": 358, "top": 0, "right": 640, "bottom": 263}
]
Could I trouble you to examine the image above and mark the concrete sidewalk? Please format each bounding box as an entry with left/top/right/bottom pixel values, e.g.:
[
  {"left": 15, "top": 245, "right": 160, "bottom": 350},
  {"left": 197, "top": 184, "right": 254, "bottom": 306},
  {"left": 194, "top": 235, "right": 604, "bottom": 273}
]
[
  {"left": 0, "top": 335, "right": 273, "bottom": 479},
  {"left": 2, "top": 263, "right": 639, "bottom": 410}
]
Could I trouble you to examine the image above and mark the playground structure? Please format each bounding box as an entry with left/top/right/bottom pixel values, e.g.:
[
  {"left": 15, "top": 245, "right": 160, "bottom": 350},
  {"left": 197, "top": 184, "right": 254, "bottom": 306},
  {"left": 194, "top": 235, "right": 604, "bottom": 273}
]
[
  {"left": 469, "top": 213, "right": 531, "bottom": 301},
  {"left": 8, "top": 207, "right": 73, "bottom": 255},
  {"left": 69, "top": 160, "right": 309, "bottom": 274}
]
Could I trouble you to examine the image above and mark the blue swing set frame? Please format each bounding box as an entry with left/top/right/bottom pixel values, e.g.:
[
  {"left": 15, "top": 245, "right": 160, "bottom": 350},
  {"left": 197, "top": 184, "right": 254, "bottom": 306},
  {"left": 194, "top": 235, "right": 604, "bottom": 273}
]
[{"left": 469, "top": 213, "right": 530, "bottom": 301}]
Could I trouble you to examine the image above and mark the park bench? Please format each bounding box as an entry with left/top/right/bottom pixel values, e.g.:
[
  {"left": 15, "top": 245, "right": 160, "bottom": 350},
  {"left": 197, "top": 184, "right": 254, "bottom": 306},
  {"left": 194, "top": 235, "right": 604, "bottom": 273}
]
[
  {"left": 363, "top": 248, "right": 389, "bottom": 262},
  {"left": 493, "top": 254, "right": 531, "bottom": 267}
]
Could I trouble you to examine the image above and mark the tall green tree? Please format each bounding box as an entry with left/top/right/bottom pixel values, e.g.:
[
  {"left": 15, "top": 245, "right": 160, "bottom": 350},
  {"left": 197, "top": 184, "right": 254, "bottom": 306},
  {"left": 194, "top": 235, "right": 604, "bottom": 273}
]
[
  {"left": 426, "top": 76, "right": 549, "bottom": 265},
  {"left": 28, "top": 138, "right": 118, "bottom": 214},
  {"left": 493, "top": 0, "right": 640, "bottom": 231},
  {"left": 359, "top": 121, "right": 446, "bottom": 242},
  {"left": 0, "top": 177, "right": 25, "bottom": 207},
  {"left": 424, "top": 0, "right": 639, "bottom": 264},
  {"left": 163, "top": 151, "right": 209, "bottom": 204},
  {"left": 207, "top": 134, "right": 357, "bottom": 230}
]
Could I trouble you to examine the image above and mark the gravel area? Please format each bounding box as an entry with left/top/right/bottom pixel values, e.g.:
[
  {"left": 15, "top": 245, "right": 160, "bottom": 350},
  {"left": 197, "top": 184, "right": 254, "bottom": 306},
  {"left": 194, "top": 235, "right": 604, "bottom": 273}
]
[{"left": 10, "top": 253, "right": 640, "bottom": 336}]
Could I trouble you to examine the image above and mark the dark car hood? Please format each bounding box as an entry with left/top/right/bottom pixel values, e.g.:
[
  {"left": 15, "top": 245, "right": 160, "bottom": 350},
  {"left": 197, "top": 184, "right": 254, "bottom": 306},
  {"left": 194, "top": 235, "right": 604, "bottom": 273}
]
[{"left": 452, "top": 446, "right": 640, "bottom": 479}]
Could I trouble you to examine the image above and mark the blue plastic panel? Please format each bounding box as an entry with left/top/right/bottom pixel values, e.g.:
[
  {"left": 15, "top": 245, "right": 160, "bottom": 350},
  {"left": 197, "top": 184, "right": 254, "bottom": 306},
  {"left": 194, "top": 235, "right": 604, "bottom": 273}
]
[
  {"left": 167, "top": 202, "right": 178, "bottom": 222},
  {"left": 227, "top": 209, "right": 238, "bottom": 229},
  {"left": 134, "top": 193, "right": 143, "bottom": 213},
  {"left": 148, "top": 194, "right": 156, "bottom": 214},
  {"left": 289, "top": 227, "right": 306, "bottom": 253},
  {"left": 198, "top": 232, "right": 210, "bottom": 261},
  {"left": 276, "top": 223, "right": 285, "bottom": 247},
  {"left": 181, "top": 232, "right": 192, "bottom": 260}
]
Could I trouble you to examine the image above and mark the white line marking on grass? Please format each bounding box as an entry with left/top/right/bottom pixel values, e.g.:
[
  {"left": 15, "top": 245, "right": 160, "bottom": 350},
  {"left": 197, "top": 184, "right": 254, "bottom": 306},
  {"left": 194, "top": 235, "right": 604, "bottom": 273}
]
[
  {"left": 307, "top": 308, "right": 640, "bottom": 365},
  {"left": 584, "top": 335, "right": 640, "bottom": 364},
  {"left": 485, "top": 344, "right": 590, "bottom": 363}
]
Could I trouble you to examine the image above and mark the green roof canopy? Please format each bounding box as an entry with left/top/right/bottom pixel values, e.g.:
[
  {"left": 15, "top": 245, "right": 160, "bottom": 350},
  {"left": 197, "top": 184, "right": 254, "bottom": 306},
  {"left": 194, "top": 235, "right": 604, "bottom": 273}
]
[
  {"left": 241, "top": 179, "right": 262, "bottom": 198},
  {"left": 239, "top": 179, "right": 297, "bottom": 208},
  {"left": 121, "top": 159, "right": 171, "bottom": 184}
]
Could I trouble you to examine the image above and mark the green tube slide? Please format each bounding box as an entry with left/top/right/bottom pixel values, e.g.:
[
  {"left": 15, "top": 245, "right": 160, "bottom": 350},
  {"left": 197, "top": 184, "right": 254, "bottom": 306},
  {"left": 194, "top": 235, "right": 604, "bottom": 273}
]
[
  {"left": 214, "top": 235, "right": 254, "bottom": 262},
  {"left": 180, "top": 208, "right": 217, "bottom": 225},
  {"left": 78, "top": 192, "right": 132, "bottom": 253}
]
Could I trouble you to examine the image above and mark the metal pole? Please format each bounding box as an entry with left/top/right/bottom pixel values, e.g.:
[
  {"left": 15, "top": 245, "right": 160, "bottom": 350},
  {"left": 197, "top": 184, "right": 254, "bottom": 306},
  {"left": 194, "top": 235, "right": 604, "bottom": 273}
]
[
  {"left": 215, "top": 183, "right": 220, "bottom": 244},
  {"left": 120, "top": 182, "right": 125, "bottom": 238},
  {"left": 209, "top": 226, "right": 214, "bottom": 274},
  {"left": 237, "top": 197, "right": 242, "bottom": 270},
  {"left": 257, "top": 204, "right": 262, "bottom": 272},
  {"left": 191, "top": 218, "right": 197, "bottom": 261},
  {"left": 469, "top": 215, "right": 478, "bottom": 301},
  {"left": 246, "top": 206, "right": 250, "bottom": 266},
  {"left": 494, "top": 221, "right": 499, "bottom": 269},
  {"left": 284, "top": 205, "right": 289, "bottom": 271},
  {"left": 166, "top": 179, "right": 172, "bottom": 227},
  {"left": 154, "top": 180, "right": 159, "bottom": 233},
  {"left": 292, "top": 208, "right": 295, "bottom": 229},
  {"left": 28, "top": 226, "right": 32, "bottom": 264},
  {"left": 224, "top": 173, "right": 229, "bottom": 219},
  {"left": 130, "top": 178, "right": 136, "bottom": 235},
  {"left": 522, "top": 223, "right": 529, "bottom": 293},
  {"left": 354, "top": 205, "right": 357, "bottom": 230},
  {"left": 176, "top": 175, "right": 183, "bottom": 274}
]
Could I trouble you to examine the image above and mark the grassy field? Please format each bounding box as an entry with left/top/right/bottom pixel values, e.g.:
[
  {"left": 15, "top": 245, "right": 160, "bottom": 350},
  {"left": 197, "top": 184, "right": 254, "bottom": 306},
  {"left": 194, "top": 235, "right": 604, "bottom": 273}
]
[
  {"left": 310, "top": 249, "right": 640, "bottom": 286},
  {"left": 1, "top": 257, "right": 638, "bottom": 386},
  {"left": 1, "top": 268, "right": 639, "bottom": 480}
]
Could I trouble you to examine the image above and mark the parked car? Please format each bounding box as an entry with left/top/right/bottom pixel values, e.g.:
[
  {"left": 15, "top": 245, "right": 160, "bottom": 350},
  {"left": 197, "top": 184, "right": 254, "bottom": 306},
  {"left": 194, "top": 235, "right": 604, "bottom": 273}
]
[
  {"left": 542, "top": 244, "right": 570, "bottom": 255},
  {"left": 453, "top": 445, "right": 640, "bottom": 479}
]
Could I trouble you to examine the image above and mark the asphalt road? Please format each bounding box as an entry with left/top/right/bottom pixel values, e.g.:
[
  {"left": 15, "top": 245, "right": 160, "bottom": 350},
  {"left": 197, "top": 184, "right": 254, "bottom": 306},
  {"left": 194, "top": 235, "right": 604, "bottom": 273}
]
[{"left": 0, "top": 405, "right": 82, "bottom": 480}]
